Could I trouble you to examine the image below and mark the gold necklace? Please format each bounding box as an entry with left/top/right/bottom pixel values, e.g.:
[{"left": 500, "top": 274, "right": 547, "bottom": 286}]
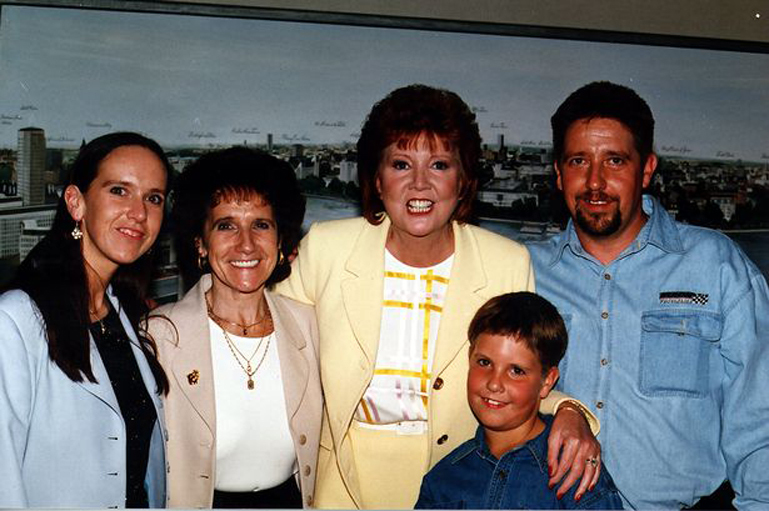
[
  {"left": 205, "top": 296, "right": 271, "bottom": 336},
  {"left": 219, "top": 326, "right": 271, "bottom": 390}
]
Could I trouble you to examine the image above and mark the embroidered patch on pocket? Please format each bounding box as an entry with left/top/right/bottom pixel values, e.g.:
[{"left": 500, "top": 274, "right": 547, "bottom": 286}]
[{"left": 659, "top": 291, "right": 709, "bottom": 305}]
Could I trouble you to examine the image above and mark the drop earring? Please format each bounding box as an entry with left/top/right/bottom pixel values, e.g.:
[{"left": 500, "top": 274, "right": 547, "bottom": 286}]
[{"left": 71, "top": 221, "right": 83, "bottom": 240}]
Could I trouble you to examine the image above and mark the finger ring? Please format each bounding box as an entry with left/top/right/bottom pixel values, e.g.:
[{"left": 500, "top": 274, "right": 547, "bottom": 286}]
[{"left": 586, "top": 457, "right": 598, "bottom": 467}]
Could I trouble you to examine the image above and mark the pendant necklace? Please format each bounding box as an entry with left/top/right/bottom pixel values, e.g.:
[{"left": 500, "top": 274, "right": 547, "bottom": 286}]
[{"left": 206, "top": 295, "right": 273, "bottom": 390}]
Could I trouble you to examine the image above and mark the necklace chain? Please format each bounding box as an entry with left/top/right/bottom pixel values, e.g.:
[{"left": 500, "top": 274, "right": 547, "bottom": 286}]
[
  {"left": 206, "top": 294, "right": 273, "bottom": 390},
  {"left": 220, "top": 327, "right": 271, "bottom": 390},
  {"left": 206, "top": 300, "right": 271, "bottom": 336}
]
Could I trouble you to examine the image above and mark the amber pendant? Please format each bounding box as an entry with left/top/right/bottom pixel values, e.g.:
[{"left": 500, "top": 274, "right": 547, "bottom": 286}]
[{"left": 247, "top": 377, "right": 255, "bottom": 390}]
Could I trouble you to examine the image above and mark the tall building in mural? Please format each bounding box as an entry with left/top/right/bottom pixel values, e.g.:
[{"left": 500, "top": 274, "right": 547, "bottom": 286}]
[{"left": 17, "top": 127, "right": 46, "bottom": 206}]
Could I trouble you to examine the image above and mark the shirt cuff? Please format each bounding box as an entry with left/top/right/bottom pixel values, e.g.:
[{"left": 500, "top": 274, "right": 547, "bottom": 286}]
[{"left": 540, "top": 390, "right": 601, "bottom": 436}]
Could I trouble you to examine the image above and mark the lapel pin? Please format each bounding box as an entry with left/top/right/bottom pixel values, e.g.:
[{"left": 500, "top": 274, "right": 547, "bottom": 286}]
[{"left": 187, "top": 369, "right": 200, "bottom": 385}]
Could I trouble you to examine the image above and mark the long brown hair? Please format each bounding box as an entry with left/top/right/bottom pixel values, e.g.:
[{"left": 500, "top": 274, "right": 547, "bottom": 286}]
[{"left": 9, "top": 132, "right": 170, "bottom": 394}]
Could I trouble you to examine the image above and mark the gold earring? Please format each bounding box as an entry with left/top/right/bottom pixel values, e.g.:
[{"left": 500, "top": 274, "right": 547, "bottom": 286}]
[
  {"left": 197, "top": 254, "right": 207, "bottom": 270},
  {"left": 71, "top": 221, "right": 83, "bottom": 240}
]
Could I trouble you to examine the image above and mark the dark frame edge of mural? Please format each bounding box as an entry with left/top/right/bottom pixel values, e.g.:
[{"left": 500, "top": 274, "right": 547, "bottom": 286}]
[{"left": 2, "top": 0, "right": 769, "bottom": 55}]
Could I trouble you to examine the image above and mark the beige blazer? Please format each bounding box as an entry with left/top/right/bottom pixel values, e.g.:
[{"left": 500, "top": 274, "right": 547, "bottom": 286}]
[
  {"left": 277, "top": 216, "right": 574, "bottom": 508},
  {"left": 147, "top": 275, "right": 322, "bottom": 508}
]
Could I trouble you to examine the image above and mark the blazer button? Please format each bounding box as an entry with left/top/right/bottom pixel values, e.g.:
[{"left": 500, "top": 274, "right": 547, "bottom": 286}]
[
  {"left": 433, "top": 377, "right": 444, "bottom": 390},
  {"left": 303, "top": 465, "right": 312, "bottom": 476},
  {"left": 299, "top": 434, "right": 307, "bottom": 445},
  {"left": 307, "top": 495, "right": 314, "bottom": 506},
  {"left": 437, "top": 434, "right": 448, "bottom": 445}
]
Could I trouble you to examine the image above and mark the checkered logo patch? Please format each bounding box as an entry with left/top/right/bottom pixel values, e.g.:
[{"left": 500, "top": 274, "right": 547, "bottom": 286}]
[{"left": 659, "top": 291, "right": 709, "bottom": 305}]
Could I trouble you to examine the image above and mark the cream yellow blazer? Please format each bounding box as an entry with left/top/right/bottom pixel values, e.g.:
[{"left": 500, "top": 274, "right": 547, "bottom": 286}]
[
  {"left": 278, "top": 216, "right": 583, "bottom": 508},
  {"left": 147, "top": 275, "right": 322, "bottom": 508}
]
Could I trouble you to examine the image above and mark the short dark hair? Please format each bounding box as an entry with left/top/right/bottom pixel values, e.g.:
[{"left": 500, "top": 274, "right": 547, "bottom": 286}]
[
  {"left": 551, "top": 81, "right": 655, "bottom": 165},
  {"left": 357, "top": 84, "right": 482, "bottom": 225},
  {"left": 467, "top": 292, "right": 567, "bottom": 372},
  {"left": 172, "top": 147, "right": 305, "bottom": 291}
]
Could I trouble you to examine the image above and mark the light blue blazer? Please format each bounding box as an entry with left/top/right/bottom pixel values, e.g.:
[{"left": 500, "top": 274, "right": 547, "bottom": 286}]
[{"left": 0, "top": 288, "right": 167, "bottom": 508}]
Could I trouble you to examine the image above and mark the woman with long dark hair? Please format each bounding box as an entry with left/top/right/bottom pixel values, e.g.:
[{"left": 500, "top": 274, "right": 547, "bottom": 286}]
[{"left": 0, "top": 132, "right": 170, "bottom": 508}]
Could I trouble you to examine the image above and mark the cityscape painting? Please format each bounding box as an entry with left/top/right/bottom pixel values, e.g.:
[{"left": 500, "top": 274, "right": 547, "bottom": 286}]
[{"left": 1, "top": 3, "right": 768, "bottom": 298}]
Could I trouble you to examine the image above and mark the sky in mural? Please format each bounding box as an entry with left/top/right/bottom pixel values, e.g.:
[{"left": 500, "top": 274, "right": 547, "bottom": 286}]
[{"left": 1, "top": 5, "right": 768, "bottom": 161}]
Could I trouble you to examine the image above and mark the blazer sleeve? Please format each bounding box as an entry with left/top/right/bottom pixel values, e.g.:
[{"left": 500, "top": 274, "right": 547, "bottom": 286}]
[{"left": 0, "top": 301, "right": 38, "bottom": 507}]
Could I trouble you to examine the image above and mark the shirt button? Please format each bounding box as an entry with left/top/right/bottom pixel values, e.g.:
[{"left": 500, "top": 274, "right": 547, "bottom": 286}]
[
  {"left": 596, "top": 401, "right": 605, "bottom": 409},
  {"left": 304, "top": 465, "right": 312, "bottom": 476},
  {"left": 600, "top": 358, "right": 609, "bottom": 366},
  {"left": 433, "top": 378, "right": 444, "bottom": 390},
  {"left": 498, "top": 470, "right": 507, "bottom": 479},
  {"left": 604, "top": 273, "right": 611, "bottom": 280},
  {"left": 601, "top": 311, "right": 609, "bottom": 320},
  {"left": 437, "top": 434, "right": 449, "bottom": 445},
  {"left": 299, "top": 434, "right": 307, "bottom": 445}
]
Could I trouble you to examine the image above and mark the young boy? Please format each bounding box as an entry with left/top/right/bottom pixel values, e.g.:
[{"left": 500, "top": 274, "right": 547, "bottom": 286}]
[{"left": 415, "top": 292, "right": 623, "bottom": 509}]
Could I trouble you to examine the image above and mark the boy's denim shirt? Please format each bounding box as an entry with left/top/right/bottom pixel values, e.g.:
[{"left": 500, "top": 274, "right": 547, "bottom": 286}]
[{"left": 415, "top": 415, "right": 623, "bottom": 509}]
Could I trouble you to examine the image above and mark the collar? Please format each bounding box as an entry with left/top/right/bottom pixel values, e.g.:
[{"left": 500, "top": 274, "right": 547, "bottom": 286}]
[
  {"left": 546, "top": 194, "right": 684, "bottom": 267},
  {"left": 449, "top": 415, "right": 552, "bottom": 473}
]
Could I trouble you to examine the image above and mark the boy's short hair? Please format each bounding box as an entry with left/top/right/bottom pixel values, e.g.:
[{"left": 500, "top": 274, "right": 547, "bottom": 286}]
[{"left": 467, "top": 291, "right": 568, "bottom": 372}]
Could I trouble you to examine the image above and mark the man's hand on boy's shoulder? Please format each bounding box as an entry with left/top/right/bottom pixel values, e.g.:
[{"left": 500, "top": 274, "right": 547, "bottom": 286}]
[{"left": 548, "top": 405, "right": 602, "bottom": 501}]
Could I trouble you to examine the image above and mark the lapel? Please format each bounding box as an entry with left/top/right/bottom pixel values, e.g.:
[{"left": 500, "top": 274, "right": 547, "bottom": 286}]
[
  {"left": 267, "top": 291, "right": 309, "bottom": 424},
  {"left": 78, "top": 335, "right": 121, "bottom": 415},
  {"left": 340, "top": 217, "right": 389, "bottom": 367},
  {"left": 76, "top": 289, "right": 167, "bottom": 421},
  {"left": 167, "top": 276, "right": 217, "bottom": 438},
  {"left": 111, "top": 290, "right": 167, "bottom": 432},
  {"left": 432, "top": 222, "right": 489, "bottom": 374}
]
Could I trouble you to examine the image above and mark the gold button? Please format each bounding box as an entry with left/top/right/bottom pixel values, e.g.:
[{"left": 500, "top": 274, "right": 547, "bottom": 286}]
[
  {"left": 433, "top": 378, "right": 444, "bottom": 390},
  {"left": 307, "top": 496, "right": 313, "bottom": 506},
  {"left": 304, "top": 465, "right": 311, "bottom": 476},
  {"left": 299, "top": 434, "right": 307, "bottom": 445},
  {"left": 596, "top": 401, "right": 604, "bottom": 409},
  {"left": 601, "top": 311, "right": 609, "bottom": 319},
  {"left": 437, "top": 434, "right": 449, "bottom": 445}
]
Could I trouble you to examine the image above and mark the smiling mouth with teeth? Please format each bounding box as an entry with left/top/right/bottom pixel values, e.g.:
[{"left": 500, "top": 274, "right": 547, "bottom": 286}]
[
  {"left": 483, "top": 397, "right": 507, "bottom": 408},
  {"left": 407, "top": 199, "right": 434, "bottom": 213},
  {"left": 230, "top": 260, "right": 260, "bottom": 268},
  {"left": 118, "top": 227, "right": 144, "bottom": 239},
  {"left": 579, "top": 194, "right": 614, "bottom": 206}
]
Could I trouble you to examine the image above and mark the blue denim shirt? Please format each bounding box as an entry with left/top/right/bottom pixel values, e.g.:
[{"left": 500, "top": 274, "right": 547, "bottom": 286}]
[
  {"left": 415, "top": 415, "right": 623, "bottom": 509},
  {"left": 528, "top": 196, "right": 769, "bottom": 510}
]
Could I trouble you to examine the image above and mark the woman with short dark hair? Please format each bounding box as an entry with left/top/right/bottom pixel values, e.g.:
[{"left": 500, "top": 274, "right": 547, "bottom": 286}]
[
  {"left": 0, "top": 132, "right": 170, "bottom": 508},
  {"left": 147, "top": 147, "right": 321, "bottom": 509}
]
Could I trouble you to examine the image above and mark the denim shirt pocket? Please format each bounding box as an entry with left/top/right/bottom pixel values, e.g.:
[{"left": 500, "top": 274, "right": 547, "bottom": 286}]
[{"left": 639, "top": 309, "right": 722, "bottom": 397}]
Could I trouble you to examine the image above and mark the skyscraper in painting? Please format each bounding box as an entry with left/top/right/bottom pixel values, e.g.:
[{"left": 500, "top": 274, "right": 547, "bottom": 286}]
[{"left": 17, "top": 127, "right": 46, "bottom": 206}]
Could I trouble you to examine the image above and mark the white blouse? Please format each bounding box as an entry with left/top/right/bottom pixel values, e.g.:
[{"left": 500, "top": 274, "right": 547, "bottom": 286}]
[
  {"left": 354, "top": 249, "right": 454, "bottom": 428},
  {"left": 209, "top": 322, "right": 296, "bottom": 491}
]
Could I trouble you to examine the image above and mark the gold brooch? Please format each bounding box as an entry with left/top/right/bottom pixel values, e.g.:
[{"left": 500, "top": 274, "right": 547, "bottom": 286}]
[{"left": 187, "top": 369, "right": 200, "bottom": 385}]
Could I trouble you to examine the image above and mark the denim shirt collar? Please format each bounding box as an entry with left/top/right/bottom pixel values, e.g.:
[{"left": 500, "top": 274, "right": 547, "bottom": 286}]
[
  {"left": 451, "top": 415, "right": 552, "bottom": 474},
  {"left": 547, "top": 194, "right": 684, "bottom": 268}
]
